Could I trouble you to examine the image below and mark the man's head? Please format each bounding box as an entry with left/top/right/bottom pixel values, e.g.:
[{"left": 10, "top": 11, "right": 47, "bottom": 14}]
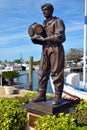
[{"left": 41, "top": 3, "right": 54, "bottom": 18}]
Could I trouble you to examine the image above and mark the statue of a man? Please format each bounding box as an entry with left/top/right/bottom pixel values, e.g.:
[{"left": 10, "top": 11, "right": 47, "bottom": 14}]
[{"left": 29, "top": 3, "right": 66, "bottom": 105}]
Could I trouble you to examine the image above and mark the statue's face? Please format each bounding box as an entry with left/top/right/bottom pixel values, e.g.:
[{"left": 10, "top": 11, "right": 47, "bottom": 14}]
[{"left": 42, "top": 7, "right": 52, "bottom": 18}]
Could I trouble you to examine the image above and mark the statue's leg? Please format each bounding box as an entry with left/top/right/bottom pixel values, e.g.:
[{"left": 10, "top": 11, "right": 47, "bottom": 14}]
[
  {"left": 30, "top": 49, "right": 50, "bottom": 102},
  {"left": 50, "top": 45, "right": 65, "bottom": 105},
  {"left": 52, "top": 74, "right": 64, "bottom": 105}
]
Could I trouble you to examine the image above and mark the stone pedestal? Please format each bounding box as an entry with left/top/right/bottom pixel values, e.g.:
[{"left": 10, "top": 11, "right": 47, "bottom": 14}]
[
  {"left": 27, "top": 99, "right": 71, "bottom": 127},
  {"left": 28, "top": 99, "right": 71, "bottom": 115},
  {"left": 29, "top": 112, "right": 40, "bottom": 128}
]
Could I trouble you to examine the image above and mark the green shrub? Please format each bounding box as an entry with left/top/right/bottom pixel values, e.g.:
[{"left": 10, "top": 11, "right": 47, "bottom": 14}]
[
  {"left": 13, "top": 92, "right": 38, "bottom": 105},
  {"left": 24, "top": 91, "right": 38, "bottom": 101},
  {"left": 1, "top": 92, "right": 86, "bottom": 130},
  {"left": 35, "top": 113, "right": 76, "bottom": 130},
  {"left": 46, "top": 93, "right": 54, "bottom": 98},
  {"left": 71, "top": 100, "right": 87, "bottom": 126},
  {"left": 76, "top": 100, "right": 87, "bottom": 110},
  {"left": 9, "top": 92, "right": 53, "bottom": 106},
  {"left": 75, "top": 126, "right": 87, "bottom": 130},
  {"left": 0, "top": 98, "right": 27, "bottom": 130},
  {"left": 23, "top": 91, "right": 54, "bottom": 102},
  {"left": 13, "top": 96, "right": 29, "bottom": 105},
  {"left": 35, "top": 100, "right": 87, "bottom": 130}
]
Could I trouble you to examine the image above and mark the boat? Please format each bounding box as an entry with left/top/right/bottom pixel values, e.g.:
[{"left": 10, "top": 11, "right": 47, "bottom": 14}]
[
  {"left": 64, "top": 73, "right": 87, "bottom": 100},
  {"left": 50, "top": 0, "right": 87, "bottom": 100},
  {"left": 50, "top": 73, "right": 87, "bottom": 100}
]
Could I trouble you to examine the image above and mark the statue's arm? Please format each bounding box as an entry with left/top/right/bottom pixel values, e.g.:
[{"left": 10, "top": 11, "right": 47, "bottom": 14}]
[
  {"left": 44, "top": 19, "right": 66, "bottom": 44},
  {"left": 31, "top": 19, "right": 66, "bottom": 45}
]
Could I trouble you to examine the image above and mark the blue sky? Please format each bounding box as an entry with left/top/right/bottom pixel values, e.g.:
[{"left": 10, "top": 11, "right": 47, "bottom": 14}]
[{"left": 0, "top": 0, "right": 85, "bottom": 61}]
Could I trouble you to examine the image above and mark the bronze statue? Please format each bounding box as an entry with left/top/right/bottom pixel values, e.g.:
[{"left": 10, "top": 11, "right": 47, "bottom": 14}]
[{"left": 28, "top": 3, "right": 66, "bottom": 105}]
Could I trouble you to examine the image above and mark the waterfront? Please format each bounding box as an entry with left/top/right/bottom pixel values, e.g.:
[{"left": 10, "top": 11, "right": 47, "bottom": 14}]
[
  {"left": 32, "top": 70, "right": 53, "bottom": 93},
  {"left": 14, "top": 70, "right": 87, "bottom": 94},
  {"left": 13, "top": 70, "right": 53, "bottom": 93}
]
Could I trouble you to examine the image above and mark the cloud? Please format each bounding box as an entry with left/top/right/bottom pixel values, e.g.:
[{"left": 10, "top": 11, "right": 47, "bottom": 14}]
[
  {"left": 66, "top": 20, "right": 83, "bottom": 32},
  {"left": 0, "top": 24, "right": 26, "bottom": 33},
  {"left": 0, "top": 32, "right": 27, "bottom": 45},
  {"left": 0, "top": 43, "right": 42, "bottom": 61},
  {"left": 0, "top": 0, "right": 85, "bottom": 61}
]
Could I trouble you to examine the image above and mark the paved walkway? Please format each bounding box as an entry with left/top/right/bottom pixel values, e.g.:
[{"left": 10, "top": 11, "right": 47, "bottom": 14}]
[{"left": 0, "top": 86, "right": 30, "bottom": 98}]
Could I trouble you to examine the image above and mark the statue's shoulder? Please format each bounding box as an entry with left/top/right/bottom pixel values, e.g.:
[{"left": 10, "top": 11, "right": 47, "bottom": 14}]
[
  {"left": 54, "top": 16, "right": 63, "bottom": 21},
  {"left": 54, "top": 17, "right": 65, "bottom": 25}
]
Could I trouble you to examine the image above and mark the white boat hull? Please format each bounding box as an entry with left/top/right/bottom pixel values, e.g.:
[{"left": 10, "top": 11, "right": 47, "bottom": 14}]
[
  {"left": 50, "top": 76, "right": 87, "bottom": 100},
  {"left": 64, "top": 83, "right": 87, "bottom": 100}
]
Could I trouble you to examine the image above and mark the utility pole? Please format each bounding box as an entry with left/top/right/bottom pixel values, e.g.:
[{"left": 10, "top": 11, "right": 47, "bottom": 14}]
[{"left": 83, "top": 0, "right": 87, "bottom": 88}]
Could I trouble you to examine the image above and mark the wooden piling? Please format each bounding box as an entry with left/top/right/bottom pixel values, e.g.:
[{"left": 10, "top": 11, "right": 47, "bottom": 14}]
[{"left": 29, "top": 56, "right": 33, "bottom": 90}]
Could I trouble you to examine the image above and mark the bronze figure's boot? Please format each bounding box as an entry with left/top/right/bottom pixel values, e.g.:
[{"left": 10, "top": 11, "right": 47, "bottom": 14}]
[
  {"left": 29, "top": 88, "right": 46, "bottom": 102},
  {"left": 52, "top": 86, "right": 63, "bottom": 105}
]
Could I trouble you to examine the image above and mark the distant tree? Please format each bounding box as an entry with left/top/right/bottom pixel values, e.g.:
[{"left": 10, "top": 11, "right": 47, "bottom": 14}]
[
  {"left": 14, "top": 59, "right": 22, "bottom": 64},
  {"left": 25, "top": 61, "right": 29, "bottom": 64},
  {"left": 66, "top": 48, "right": 83, "bottom": 63},
  {"left": 25, "top": 60, "right": 40, "bottom": 65},
  {"left": 4, "top": 60, "right": 8, "bottom": 63},
  {"left": 33, "top": 61, "right": 40, "bottom": 65}
]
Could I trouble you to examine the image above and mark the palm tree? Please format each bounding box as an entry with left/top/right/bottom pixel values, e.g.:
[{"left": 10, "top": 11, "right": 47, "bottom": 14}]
[{"left": 1, "top": 70, "right": 20, "bottom": 86}]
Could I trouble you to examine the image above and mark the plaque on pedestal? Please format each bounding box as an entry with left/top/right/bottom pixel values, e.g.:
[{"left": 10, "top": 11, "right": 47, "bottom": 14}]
[{"left": 28, "top": 99, "right": 71, "bottom": 115}]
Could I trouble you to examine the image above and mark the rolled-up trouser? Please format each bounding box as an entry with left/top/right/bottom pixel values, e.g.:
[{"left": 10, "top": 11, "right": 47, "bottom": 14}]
[{"left": 38, "top": 44, "right": 65, "bottom": 97}]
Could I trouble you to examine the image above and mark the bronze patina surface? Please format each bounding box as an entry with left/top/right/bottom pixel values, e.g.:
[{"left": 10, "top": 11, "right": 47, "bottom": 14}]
[
  {"left": 28, "top": 3, "right": 66, "bottom": 105},
  {"left": 28, "top": 99, "right": 71, "bottom": 115}
]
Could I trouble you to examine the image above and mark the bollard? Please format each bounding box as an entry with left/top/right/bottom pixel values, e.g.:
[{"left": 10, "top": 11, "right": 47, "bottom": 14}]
[{"left": 29, "top": 56, "right": 33, "bottom": 90}]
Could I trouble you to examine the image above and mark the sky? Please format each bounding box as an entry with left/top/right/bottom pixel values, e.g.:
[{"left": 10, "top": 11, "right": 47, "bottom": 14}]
[{"left": 0, "top": 0, "right": 85, "bottom": 62}]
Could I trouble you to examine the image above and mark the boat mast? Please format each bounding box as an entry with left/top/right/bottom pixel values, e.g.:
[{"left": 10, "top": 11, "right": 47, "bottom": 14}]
[{"left": 83, "top": 0, "right": 87, "bottom": 87}]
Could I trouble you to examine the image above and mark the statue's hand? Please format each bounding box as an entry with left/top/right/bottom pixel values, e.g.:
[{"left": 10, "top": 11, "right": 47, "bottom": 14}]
[
  {"left": 36, "top": 36, "right": 45, "bottom": 42},
  {"left": 31, "top": 35, "right": 39, "bottom": 40},
  {"left": 31, "top": 35, "right": 45, "bottom": 45}
]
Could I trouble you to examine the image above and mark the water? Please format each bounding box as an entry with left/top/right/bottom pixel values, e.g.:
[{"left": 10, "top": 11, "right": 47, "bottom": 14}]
[
  {"left": 15, "top": 70, "right": 53, "bottom": 93},
  {"left": 33, "top": 70, "right": 53, "bottom": 93},
  {"left": 15, "top": 70, "right": 87, "bottom": 94},
  {"left": 33, "top": 70, "right": 87, "bottom": 93}
]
